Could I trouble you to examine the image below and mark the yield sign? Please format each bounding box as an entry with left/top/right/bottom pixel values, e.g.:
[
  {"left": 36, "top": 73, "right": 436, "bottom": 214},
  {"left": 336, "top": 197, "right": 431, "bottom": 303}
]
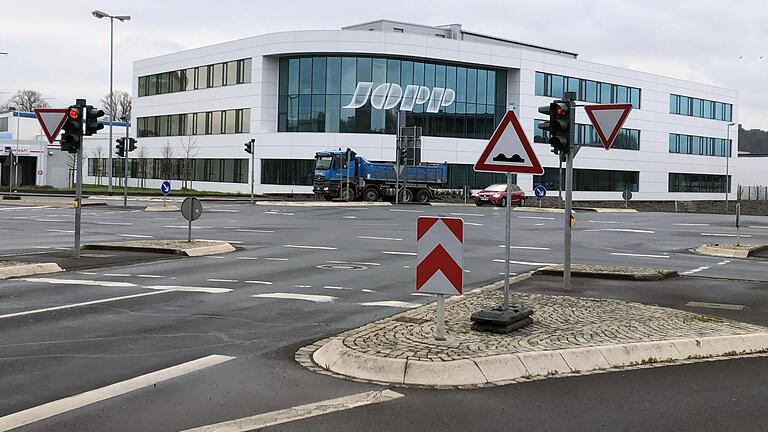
[
  {"left": 416, "top": 216, "right": 463, "bottom": 295},
  {"left": 474, "top": 110, "right": 543, "bottom": 174},
  {"left": 584, "top": 103, "right": 633, "bottom": 150},
  {"left": 34, "top": 108, "right": 69, "bottom": 144}
]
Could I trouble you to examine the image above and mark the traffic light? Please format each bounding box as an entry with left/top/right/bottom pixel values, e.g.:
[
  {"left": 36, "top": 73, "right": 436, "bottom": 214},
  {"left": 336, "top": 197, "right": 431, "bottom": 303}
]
[
  {"left": 115, "top": 137, "right": 126, "bottom": 158},
  {"left": 398, "top": 146, "right": 408, "bottom": 164},
  {"left": 127, "top": 138, "right": 137, "bottom": 153},
  {"left": 537, "top": 101, "right": 571, "bottom": 155},
  {"left": 60, "top": 105, "right": 83, "bottom": 154},
  {"left": 84, "top": 105, "right": 105, "bottom": 136},
  {"left": 244, "top": 139, "right": 254, "bottom": 154}
]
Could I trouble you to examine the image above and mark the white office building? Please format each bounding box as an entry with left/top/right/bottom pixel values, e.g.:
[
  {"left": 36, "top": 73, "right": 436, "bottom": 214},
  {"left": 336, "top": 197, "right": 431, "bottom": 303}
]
[{"left": 114, "top": 19, "right": 740, "bottom": 200}]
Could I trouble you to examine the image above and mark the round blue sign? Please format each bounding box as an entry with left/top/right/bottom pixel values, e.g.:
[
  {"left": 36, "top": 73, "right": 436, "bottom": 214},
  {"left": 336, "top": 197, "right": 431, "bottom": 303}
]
[
  {"left": 160, "top": 180, "right": 171, "bottom": 195},
  {"left": 534, "top": 185, "right": 547, "bottom": 199}
]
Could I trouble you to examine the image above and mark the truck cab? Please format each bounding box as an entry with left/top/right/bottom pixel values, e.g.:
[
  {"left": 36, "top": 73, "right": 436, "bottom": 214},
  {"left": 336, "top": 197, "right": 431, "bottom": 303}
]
[{"left": 313, "top": 150, "right": 358, "bottom": 200}]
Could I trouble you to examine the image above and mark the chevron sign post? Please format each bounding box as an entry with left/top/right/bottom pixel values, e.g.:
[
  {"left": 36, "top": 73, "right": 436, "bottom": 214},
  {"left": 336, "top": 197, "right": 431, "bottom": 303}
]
[{"left": 417, "top": 216, "right": 463, "bottom": 340}]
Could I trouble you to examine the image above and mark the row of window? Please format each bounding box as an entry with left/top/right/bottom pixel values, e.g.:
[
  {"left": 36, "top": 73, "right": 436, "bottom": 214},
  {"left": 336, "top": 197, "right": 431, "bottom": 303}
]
[
  {"left": 535, "top": 72, "right": 641, "bottom": 109},
  {"left": 0, "top": 117, "right": 7, "bottom": 132},
  {"left": 669, "top": 133, "right": 732, "bottom": 157},
  {"left": 534, "top": 120, "right": 641, "bottom": 151},
  {"left": 88, "top": 158, "right": 249, "bottom": 184},
  {"left": 534, "top": 168, "right": 639, "bottom": 192},
  {"left": 137, "top": 58, "right": 252, "bottom": 97},
  {"left": 137, "top": 109, "right": 250, "bottom": 138},
  {"left": 669, "top": 94, "right": 732, "bottom": 121},
  {"left": 669, "top": 173, "right": 730, "bottom": 193}
]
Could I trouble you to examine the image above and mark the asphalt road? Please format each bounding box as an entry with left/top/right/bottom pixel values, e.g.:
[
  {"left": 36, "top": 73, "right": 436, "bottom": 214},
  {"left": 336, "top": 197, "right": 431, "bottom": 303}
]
[{"left": 1, "top": 200, "right": 768, "bottom": 431}]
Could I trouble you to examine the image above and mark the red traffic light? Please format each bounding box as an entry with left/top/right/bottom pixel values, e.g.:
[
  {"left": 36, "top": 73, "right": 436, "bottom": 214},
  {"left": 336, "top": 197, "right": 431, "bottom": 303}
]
[
  {"left": 68, "top": 107, "right": 79, "bottom": 119},
  {"left": 554, "top": 105, "right": 566, "bottom": 116}
]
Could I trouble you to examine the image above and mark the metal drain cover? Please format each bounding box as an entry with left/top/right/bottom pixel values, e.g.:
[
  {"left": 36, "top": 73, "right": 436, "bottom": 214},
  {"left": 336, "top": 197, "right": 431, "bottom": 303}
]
[{"left": 316, "top": 263, "right": 367, "bottom": 271}]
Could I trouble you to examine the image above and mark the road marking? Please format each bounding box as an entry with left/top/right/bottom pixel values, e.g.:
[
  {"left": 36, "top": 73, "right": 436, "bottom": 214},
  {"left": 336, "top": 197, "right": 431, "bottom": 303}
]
[
  {"left": 361, "top": 289, "right": 376, "bottom": 293},
  {"left": 244, "top": 280, "right": 273, "bottom": 285},
  {"left": 449, "top": 212, "right": 484, "bottom": 217},
  {"left": 0, "top": 291, "right": 169, "bottom": 320},
  {"left": 207, "top": 278, "right": 238, "bottom": 283},
  {"left": 252, "top": 293, "right": 337, "bottom": 303},
  {"left": 493, "top": 259, "right": 556, "bottom": 266},
  {"left": 93, "top": 221, "right": 133, "bottom": 226},
  {"left": 76, "top": 271, "right": 97, "bottom": 275},
  {"left": 701, "top": 233, "right": 752, "bottom": 238},
  {"left": 31, "top": 219, "right": 66, "bottom": 223},
  {"left": 265, "top": 257, "right": 289, "bottom": 261},
  {"left": 360, "top": 301, "right": 421, "bottom": 308},
  {"left": 682, "top": 266, "right": 710, "bottom": 275},
  {"left": 46, "top": 229, "right": 74, "bottom": 233},
  {"left": 136, "top": 274, "right": 165, "bottom": 278},
  {"left": 264, "top": 210, "right": 294, "bottom": 216},
  {"left": 102, "top": 273, "right": 131, "bottom": 277},
  {"left": 196, "top": 239, "right": 244, "bottom": 244},
  {"left": 323, "top": 285, "right": 352, "bottom": 290},
  {"left": 293, "top": 285, "right": 312, "bottom": 288},
  {"left": 209, "top": 209, "right": 239, "bottom": 213},
  {"left": 717, "top": 260, "right": 731, "bottom": 265},
  {"left": 587, "top": 220, "right": 623, "bottom": 224},
  {"left": 358, "top": 236, "right": 403, "bottom": 241},
  {"left": 382, "top": 251, "right": 417, "bottom": 256},
  {"left": 610, "top": 252, "right": 670, "bottom": 259},
  {"left": 343, "top": 216, "right": 357, "bottom": 219},
  {"left": 749, "top": 225, "right": 768, "bottom": 229},
  {"left": 498, "top": 245, "right": 551, "bottom": 250},
  {"left": 204, "top": 256, "right": 227, "bottom": 259},
  {"left": 180, "top": 389, "right": 403, "bottom": 432},
  {"left": 685, "top": 301, "right": 746, "bottom": 311},
  {"left": 117, "top": 234, "right": 154, "bottom": 238},
  {"left": 0, "top": 354, "right": 235, "bottom": 432},
  {"left": 674, "top": 223, "right": 710, "bottom": 226},
  {"left": 584, "top": 228, "right": 655, "bottom": 234},
  {"left": 236, "top": 229, "right": 275, "bottom": 233},
  {"left": 411, "top": 292, "right": 432, "bottom": 297},
  {"left": 390, "top": 209, "right": 424, "bottom": 213},
  {"left": 284, "top": 244, "right": 338, "bottom": 250},
  {"left": 464, "top": 222, "right": 484, "bottom": 226},
  {"left": 0, "top": 206, "right": 50, "bottom": 211},
  {"left": 236, "top": 257, "right": 260, "bottom": 260},
  {"left": 144, "top": 285, "right": 232, "bottom": 294},
  {"left": 517, "top": 216, "right": 555, "bottom": 220},
  {"left": 163, "top": 225, "right": 211, "bottom": 229},
  {"left": 22, "top": 277, "right": 137, "bottom": 288}
]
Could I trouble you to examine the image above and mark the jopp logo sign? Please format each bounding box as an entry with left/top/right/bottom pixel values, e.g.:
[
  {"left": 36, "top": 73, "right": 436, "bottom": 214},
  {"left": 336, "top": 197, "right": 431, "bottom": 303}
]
[{"left": 344, "top": 82, "right": 456, "bottom": 113}]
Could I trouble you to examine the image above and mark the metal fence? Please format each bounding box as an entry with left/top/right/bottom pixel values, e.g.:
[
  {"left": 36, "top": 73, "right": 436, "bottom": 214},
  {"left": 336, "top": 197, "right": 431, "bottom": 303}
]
[{"left": 738, "top": 185, "right": 768, "bottom": 201}]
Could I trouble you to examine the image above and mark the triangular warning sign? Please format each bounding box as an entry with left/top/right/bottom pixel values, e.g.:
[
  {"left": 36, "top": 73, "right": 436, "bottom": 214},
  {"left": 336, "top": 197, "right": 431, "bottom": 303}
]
[
  {"left": 34, "top": 108, "right": 69, "bottom": 144},
  {"left": 474, "top": 110, "right": 543, "bottom": 174},
  {"left": 584, "top": 104, "right": 633, "bottom": 150}
]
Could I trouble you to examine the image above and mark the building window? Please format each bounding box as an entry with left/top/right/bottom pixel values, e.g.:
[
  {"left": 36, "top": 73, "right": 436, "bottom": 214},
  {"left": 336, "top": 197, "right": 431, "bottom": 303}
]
[
  {"left": 669, "top": 94, "right": 733, "bottom": 122},
  {"left": 534, "top": 168, "right": 639, "bottom": 192},
  {"left": 137, "top": 58, "right": 252, "bottom": 97},
  {"left": 0, "top": 117, "right": 7, "bottom": 132},
  {"left": 393, "top": 27, "right": 404, "bottom": 33},
  {"left": 88, "top": 158, "right": 247, "bottom": 183},
  {"left": 534, "top": 120, "right": 640, "bottom": 151},
  {"left": 535, "top": 71, "right": 641, "bottom": 109},
  {"left": 278, "top": 55, "right": 507, "bottom": 139},
  {"left": 668, "top": 133, "right": 731, "bottom": 157},
  {"left": 261, "top": 159, "right": 315, "bottom": 185},
  {"left": 669, "top": 173, "right": 730, "bottom": 193},
  {"left": 137, "top": 109, "right": 250, "bottom": 137}
]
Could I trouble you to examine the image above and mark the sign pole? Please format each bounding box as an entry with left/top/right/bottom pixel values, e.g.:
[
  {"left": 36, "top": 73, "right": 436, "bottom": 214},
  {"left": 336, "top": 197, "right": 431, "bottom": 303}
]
[
  {"left": 736, "top": 202, "right": 741, "bottom": 246},
  {"left": 123, "top": 123, "right": 129, "bottom": 208},
  {"left": 435, "top": 294, "right": 446, "bottom": 341},
  {"left": 188, "top": 217, "right": 192, "bottom": 243},
  {"left": 503, "top": 172, "right": 512, "bottom": 310},
  {"left": 250, "top": 141, "right": 255, "bottom": 204},
  {"left": 395, "top": 112, "right": 404, "bottom": 205},
  {"left": 563, "top": 93, "right": 577, "bottom": 291}
]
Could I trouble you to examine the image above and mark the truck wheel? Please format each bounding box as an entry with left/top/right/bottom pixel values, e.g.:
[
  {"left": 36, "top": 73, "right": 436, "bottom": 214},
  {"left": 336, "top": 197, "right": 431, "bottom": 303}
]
[
  {"left": 363, "top": 187, "right": 380, "bottom": 202},
  {"left": 340, "top": 187, "right": 355, "bottom": 201},
  {"left": 398, "top": 189, "right": 413, "bottom": 203},
  {"left": 415, "top": 189, "right": 431, "bottom": 203}
]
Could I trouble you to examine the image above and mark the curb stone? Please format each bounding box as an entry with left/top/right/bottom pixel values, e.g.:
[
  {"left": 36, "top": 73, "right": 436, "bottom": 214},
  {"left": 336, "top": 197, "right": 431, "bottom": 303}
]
[
  {"left": 84, "top": 240, "right": 235, "bottom": 257},
  {"left": 693, "top": 244, "right": 768, "bottom": 259},
  {"left": 0, "top": 262, "right": 63, "bottom": 280}
]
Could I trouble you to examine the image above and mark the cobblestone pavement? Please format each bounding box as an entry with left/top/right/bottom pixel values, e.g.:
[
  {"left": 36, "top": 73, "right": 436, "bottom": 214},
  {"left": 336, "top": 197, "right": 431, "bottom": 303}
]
[{"left": 326, "top": 281, "right": 767, "bottom": 362}]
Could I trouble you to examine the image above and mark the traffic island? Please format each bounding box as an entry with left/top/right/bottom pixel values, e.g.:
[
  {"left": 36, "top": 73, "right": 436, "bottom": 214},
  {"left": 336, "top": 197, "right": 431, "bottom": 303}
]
[
  {"left": 694, "top": 244, "right": 768, "bottom": 259},
  {"left": 83, "top": 240, "right": 235, "bottom": 257},
  {"left": 144, "top": 205, "right": 180, "bottom": 212},
  {"left": 0, "top": 260, "right": 63, "bottom": 280},
  {"left": 534, "top": 264, "right": 677, "bottom": 280},
  {"left": 298, "top": 277, "right": 768, "bottom": 388}
]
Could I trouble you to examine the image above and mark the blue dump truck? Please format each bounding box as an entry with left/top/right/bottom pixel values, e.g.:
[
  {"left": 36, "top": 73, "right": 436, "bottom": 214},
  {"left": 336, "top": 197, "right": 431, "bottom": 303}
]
[{"left": 313, "top": 149, "right": 447, "bottom": 202}]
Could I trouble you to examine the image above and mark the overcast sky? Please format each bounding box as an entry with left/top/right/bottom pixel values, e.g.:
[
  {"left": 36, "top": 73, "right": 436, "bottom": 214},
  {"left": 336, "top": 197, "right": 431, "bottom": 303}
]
[{"left": 1, "top": 0, "right": 765, "bottom": 128}]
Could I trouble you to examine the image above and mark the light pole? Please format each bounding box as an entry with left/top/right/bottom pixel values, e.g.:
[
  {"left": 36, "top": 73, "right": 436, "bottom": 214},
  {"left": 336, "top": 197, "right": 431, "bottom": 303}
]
[
  {"left": 725, "top": 122, "right": 736, "bottom": 213},
  {"left": 92, "top": 10, "right": 130, "bottom": 195}
]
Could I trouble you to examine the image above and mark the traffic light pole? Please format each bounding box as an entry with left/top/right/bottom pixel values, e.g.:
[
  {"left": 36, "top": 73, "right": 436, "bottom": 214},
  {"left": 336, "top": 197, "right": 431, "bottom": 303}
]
[
  {"left": 123, "top": 124, "right": 129, "bottom": 208},
  {"left": 250, "top": 148, "right": 255, "bottom": 205},
  {"left": 74, "top": 134, "right": 83, "bottom": 259},
  {"left": 563, "top": 92, "right": 576, "bottom": 290}
]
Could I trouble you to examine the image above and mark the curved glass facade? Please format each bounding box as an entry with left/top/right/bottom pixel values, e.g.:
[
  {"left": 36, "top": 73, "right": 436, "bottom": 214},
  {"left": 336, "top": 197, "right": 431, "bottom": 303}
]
[{"left": 277, "top": 56, "right": 507, "bottom": 139}]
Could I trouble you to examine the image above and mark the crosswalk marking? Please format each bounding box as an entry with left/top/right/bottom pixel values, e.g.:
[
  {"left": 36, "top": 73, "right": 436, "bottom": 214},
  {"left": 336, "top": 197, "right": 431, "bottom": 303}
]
[
  {"left": 360, "top": 301, "right": 421, "bottom": 308},
  {"left": 253, "top": 293, "right": 337, "bottom": 303}
]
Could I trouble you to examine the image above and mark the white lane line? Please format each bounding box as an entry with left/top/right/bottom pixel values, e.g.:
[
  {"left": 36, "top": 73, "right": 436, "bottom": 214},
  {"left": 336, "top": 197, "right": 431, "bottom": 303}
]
[
  {"left": 498, "top": 245, "right": 551, "bottom": 250},
  {"left": 46, "top": 229, "right": 74, "bottom": 233},
  {"left": 610, "top": 252, "right": 670, "bottom": 259},
  {"left": 360, "top": 301, "right": 421, "bottom": 309},
  {"left": 411, "top": 292, "right": 433, "bottom": 297},
  {"left": 32, "top": 246, "right": 52, "bottom": 249},
  {"left": 464, "top": 222, "right": 484, "bottom": 226},
  {"left": 144, "top": 285, "right": 232, "bottom": 294},
  {"left": 181, "top": 389, "right": 403, "bottom": 432},
  {"left": 749, "top": 225, "right": 768, "bottom": 229},
  {"left": 584, "top": 228, "right": 656, "bottom": 234},
  {"left": 117, "top": 234, "right": 154, "bottom": 238},
  {"left": 293, "top": 285, "right": 312, "bottom": 288},
  {"left": 517, "top": 216, "right": 555, "bottom": 220},
  {"left": 265, "top": 257, "right": 289, "bottom": 261},
  {"left": 382, "top": 251, "right": 417, "bottom": 256},
  {"left": 0, "top": 206, "right": 50, "bottom": 211},
  {"left": 390, "top": 209, "right": 424, "bottom": 213},
  {"left": 236, "top": 257, "right": 260, "bottom": 260},
  {"left": 358, "top": 236, "right": 403, "bottom": 241},
  {"left": 449, "top": 212, "right": 484, "bottom": 217},
  {"left": 163, "top": 225, "right": 211, "bottom": 229},
  {"left": 586, "top": 220, "right": 623, "bottom": 224},
  {"left": 343, "top": 216, "right": 357, "bottom": 219},
  {"left": 93, "top": 221, "right": 133, "bottom": 226},
  {"left": 361, "top": 289, "right": 376, "bottom": 293},
  {"left": 236, "top": 229, "right": 275, "bottom": 233},
  {"left": 535, "top": 223, "right": 545, "bottom": 226},
  {"left": 493, "top": 259, "right": 556, "bottom": 266},
  {"left": 252, "top": 293, "right": 337, "bottom": 303},
  {"left": 136, "top": 274, "right": 165, "bottom": 279},
  {"left": 196, "top": 239, "right": 244, "bottom": 244},
  {"left": 0, "top": 291, "right": 169, "bottom": 320},
  {"left": 685, "top": 301, "right": 746, "bottom": 311},
  {"left": 102, "top": 273, "right": 131, "bottom": 277},
  {"left": 31, "top": 219, "right": 66, "bottom": 223},
  {"left": 284, "top": 244, "right": 338, "bottom": 250},
  {"left": 674, "top": 223, "right": 710, "bottom": 226},
  {"left": 22, "top": 278, "right": 136, "bottom": 288},
  {"left": 682, "top": 266, "right": 711, "bottom": 275},
  {"left": 0, "top": 355, "right": 235, "bottom": 432},
  {"left": 76, "top": 271, "right": 97, "bottom": 275},
  {"left": 244, "top": 280, "right": 273, "bottom": 285},
  {"left": 701, "top": 233, "right": 752, "bottom": 238},
  {"left": 207, "top": 278, "right": 238, "bottom": 283},
  {"left": 323, "top": 285, "right": 352, "bottom": 290},
  {"left": 209, "top": 209, "right": 239, "bottom": 213},
  {"left": 717, "top": 260, "right": 732, "bottom": 265}
]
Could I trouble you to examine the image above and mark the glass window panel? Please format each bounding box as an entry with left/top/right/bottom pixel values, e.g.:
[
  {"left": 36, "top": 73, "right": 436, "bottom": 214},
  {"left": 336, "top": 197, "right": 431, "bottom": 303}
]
[
  {"left": 679, "top": 96, "right": 690, "bottom": 115},
  {"left": 138, "top": 76, "right": 147, "bottom": 97},
  {"left": 288, "top": 58, "right": 299, "bottom": 94},
  {"left": 325, "top": 95, "right": 340, "bottom": 133},
  {"left": 372, "top": 58, "right": 387, "bottom": 86},
  {"left": 240, "top": 109, "right": 250, "bottom": 133},
  {"left": 298, "top": 95, "right": 311, "bottom": 132},
  {"left": 692, "top": 98, "right": 702, "bottom": 117},
  {"left": 158, "top": 73, "right": 170, "bottom": 94},
  {"left": 567, "top": 77, "right": 580, "bottom": 99},
  {"left": 388, "top": 59, "right": 402, "bottom": 87},
  {"left": 341, "top": 57, "right": 357, "bottom": 94},
  {"left": 312, "top": 57, "right": 327, "bottom": 95},
  {"left": 466, "top": 69, "right": 477, "bottom": 103},
  {"left": 551, "top": 75, "right": 564, "bottom": 99},
  {"left": 630, "top": 88, "right": 641, "bottom": 109},
  {"left": 210, "top": 111, "right": 222, "bottom": 134},
  {"left": 185, "top": 68, "right": 196, "bottom": 91},
  {"left": 184, "top": 113, "right": 194, "bottom": 136},
  {"left": 157, "top": 115, "right": 169, "bottom": 137},
  {"left": 196, "top": 66, "right": 208, "bottom": 89},
  {"left": 356, "top": 57, "right": 372, "bottom": 84},
  {"left": 423, "top": 63, "right": 435, "bottom": 88},
  {"left": 169, "top": 114, "right": 181, "bottom": 136},
  {"left": 599, "top": 82, "right": 611, "bottom": 103},
  {"left": 703, "top": 100, "right": 712, "bottom": 118},
  {"left": 299, "top": 57, "right": 312, "bottom": 94},
  {"left": 586, "top": 81, "right": 598, "bottom": 103},
  {"left": 535, "top": 72, "right": 545, "bottom": 96},
  {"left": 287, "top": 95, "right": 298, "bottom": 131},
  {"left": 170, "top": 71, "right": 182, "bottom": 92},
  {"left": 413, "top": 62, "right": 425, "bottom": 87},
  {"left": 224, "top": 109, "right": 236, "bottom": 134},
  {"left": 715, "top": 102, "right": 724, "bottom": 120},
  {"left": 279, "top": 58, "right": 289, "bottom": 96},
  {"left": 435, "top": 64, "right": 446, "bottom": 88},
  {"left": 311, "top": 95, "right": 325, "bottom": 132},
  {"left": 616, "top": 85, "right": 628, "bottom": 103},
  {"left": 725, "top": 104, "right": 732, "bottom": 122},
  {"left": 400, "top": 60, "right": 414, "bottom": 88},
  {"left": 212, "top": 63, "right": 223, "bottom": 87},
  {"left": 194, "top": 112, "right": 206, "bottom": 135},
  {"left": 242, "top": 58, "right": 252, "bottom": 83},
  {"left": 456, "top": 67, "right": 466, "bottom": 103},
  {"left": 226, "top": 61, "right": 238, "bottom": 86},
  {"left": 326, "top": 57, "right": 341, "bottom": 94},
  {"left": 476, "top": 70, "right": 487, "bottom": 105}
]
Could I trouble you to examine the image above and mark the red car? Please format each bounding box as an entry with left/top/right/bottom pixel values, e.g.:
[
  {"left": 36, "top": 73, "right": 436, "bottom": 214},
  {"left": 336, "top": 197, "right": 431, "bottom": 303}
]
[{"left": 474, "top": 184, "right": 526, "bottom": 207}]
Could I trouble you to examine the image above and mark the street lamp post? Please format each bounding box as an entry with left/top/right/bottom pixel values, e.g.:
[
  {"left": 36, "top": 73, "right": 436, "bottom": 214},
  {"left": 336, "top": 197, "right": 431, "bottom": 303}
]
[
  {"left": 725, "top": 122, "right": 736, "bottom": 213},
  {"left": 92, "top": 10, "right": 130, "bottom": 195}
]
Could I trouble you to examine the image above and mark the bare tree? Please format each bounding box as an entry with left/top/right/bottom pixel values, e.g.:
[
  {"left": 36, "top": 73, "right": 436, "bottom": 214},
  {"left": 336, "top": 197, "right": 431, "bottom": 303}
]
[
  {"left": 0, "top": 89, "right": 50, "bottom": 112},
  {"left": 136, "top": 145, "right": 148, "bottom": 188},
  {"left": 160, "top": 140, "right": 175, "bottom": 180},
  {"left": 91, "top": 145, "right": 104, "bottom": 185},
  {"left": 99, "top": 91, "right": 132, "bottom": 121},
  {"left": 66, "top": 154, "right": 77, "bottom": 188},
  {"left": 178, "top": 136, "right": 199, "bottom": 190}
]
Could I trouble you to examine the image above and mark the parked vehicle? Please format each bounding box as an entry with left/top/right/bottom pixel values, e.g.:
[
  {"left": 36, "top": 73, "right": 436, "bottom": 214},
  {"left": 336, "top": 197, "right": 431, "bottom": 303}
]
[
  {"left": 474, "top": 183, "right": 526, "bottom": 207},
  {"left": 313, "top": 149, "right": 447, "bottom": 203}
]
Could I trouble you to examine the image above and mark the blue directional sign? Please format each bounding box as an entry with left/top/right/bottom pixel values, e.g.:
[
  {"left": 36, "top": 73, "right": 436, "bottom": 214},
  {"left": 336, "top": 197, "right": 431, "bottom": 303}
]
[
  {"left": 160, "top": 180, "right": 171, "bottom": 195},
  {"left": 534, "top": 185, "right": 547, "bottom": 199}
]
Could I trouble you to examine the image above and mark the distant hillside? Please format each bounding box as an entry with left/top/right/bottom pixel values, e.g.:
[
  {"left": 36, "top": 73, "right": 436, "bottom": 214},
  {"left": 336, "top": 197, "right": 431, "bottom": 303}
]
[{"left": 739, "top": 126, "right": 768, "bottom": 154}]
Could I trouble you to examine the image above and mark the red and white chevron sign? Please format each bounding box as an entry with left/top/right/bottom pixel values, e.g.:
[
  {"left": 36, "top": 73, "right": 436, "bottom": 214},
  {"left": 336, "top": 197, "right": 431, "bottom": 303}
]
[{"left": 416, "top": 216, "right": 463, "bottom": 295}]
